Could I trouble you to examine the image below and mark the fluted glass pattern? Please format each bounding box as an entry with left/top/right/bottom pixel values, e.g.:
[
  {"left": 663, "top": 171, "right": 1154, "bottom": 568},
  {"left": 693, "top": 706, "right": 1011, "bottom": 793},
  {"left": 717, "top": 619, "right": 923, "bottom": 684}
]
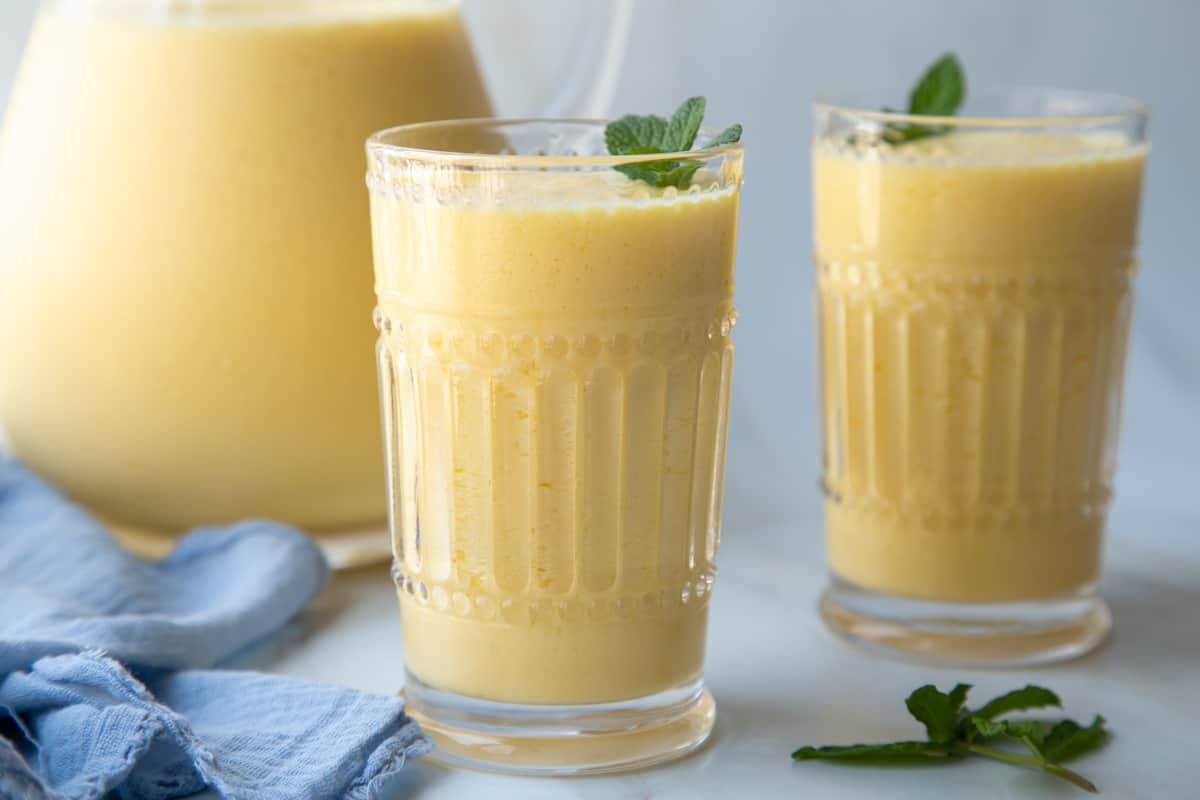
[
  {"left": 376, "top": 308, "right": 734, "bottom": 623},
  {"left": 818, "top": 261, "right": 1134, "bottom": 600}
]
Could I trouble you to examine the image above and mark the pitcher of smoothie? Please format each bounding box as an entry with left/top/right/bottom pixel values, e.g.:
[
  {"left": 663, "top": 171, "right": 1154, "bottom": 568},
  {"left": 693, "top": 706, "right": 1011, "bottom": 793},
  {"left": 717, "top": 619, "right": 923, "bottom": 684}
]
[{"left": 0, "top": 0, "right": 629, "bottom": 563}]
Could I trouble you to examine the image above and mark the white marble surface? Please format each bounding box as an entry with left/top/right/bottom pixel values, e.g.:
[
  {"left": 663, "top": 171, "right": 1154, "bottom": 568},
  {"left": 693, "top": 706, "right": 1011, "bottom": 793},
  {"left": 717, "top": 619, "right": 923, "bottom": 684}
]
[{"left": 226, "top": 496, "right": 1199, "bottom": 799}]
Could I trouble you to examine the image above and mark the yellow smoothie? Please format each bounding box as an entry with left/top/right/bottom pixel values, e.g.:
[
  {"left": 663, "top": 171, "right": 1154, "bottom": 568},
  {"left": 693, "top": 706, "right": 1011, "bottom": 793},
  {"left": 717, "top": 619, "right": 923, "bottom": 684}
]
[
  {"left": 0, "top": 2, "right": 490, "bottom": 532},
  {"left": 814, "top": 132, "right": 1146, "bottom": 602},
  {"left": 370, "top": 170, "right": 740, "bottom": 704}
]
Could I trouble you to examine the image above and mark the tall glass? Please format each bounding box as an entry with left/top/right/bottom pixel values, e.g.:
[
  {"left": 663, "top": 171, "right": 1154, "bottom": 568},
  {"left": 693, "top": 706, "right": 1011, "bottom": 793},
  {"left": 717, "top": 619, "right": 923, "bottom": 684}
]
[
  {"left": 812, "top": 90, "right": 1148, "bottom": 665},
  {"left": 367, "top": 120, "right": 743, "bottom": 773}
]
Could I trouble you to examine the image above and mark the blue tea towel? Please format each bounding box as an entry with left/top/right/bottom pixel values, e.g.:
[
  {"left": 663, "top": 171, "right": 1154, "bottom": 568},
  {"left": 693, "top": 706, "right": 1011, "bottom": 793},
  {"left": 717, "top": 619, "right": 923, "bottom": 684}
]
[{"left": 0, "top": 459, "right": 429, "bottom": 799}]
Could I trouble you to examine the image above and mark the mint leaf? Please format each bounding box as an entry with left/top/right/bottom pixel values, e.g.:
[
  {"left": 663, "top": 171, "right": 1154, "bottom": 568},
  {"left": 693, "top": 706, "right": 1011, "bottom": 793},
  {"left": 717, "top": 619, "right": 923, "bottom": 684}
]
[
  {"left": 968, "top": 741, "right": 1099, "bottom": 794},
  {"left": 970, "top": 717, "right": 1046, "bottom": 756},
  {"left": 663, "top": 96, "right": 706, "bottom": 151},
  {"left": 792, "top": 741, "right": 954, "bottom": 761},
  {"left": 613, "top": 160, "right": 701, "bottom": 190},
  {"left": 905, "top": 684, "right": 971, "bottom": 744},
  {"left": 605, "top": 114, "right": 667, "bottom": 154},
  {"left": 908, "top": 52, "right": 965, "bottom": 116},
  {"left": 947, "top": 683, "right": 971, "bottom": 710},
  {"left": 709, "top": 124, "right": 744, "bottom": 147},
  {"left": 613, "top": 162, "right": 664, "bottom": 186},
  {"left": 973, "top": 685, "right": 1062, "bottom": 721},
  {"left": 605, "top": 97, "right": 741, "bottom": 188},
  {"left": 877, "top": 52, "right": 966, "bottom": 145},
  {"left": 968, "top": 717, "right": 1103, "bottom": 794},
  {"left": 1042, "top": 716, "right": 1108, "bottom": 763},
  {"left": 661, "top": 161, "right": 703, "bottom": 187}
]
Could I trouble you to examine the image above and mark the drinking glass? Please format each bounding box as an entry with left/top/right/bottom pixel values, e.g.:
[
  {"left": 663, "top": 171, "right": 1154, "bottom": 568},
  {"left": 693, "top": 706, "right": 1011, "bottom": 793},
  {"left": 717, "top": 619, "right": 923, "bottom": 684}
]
[
  {"left": 366, "top": 119, "right": 743, "bottom": 772},
  {"left": 812, "top": 89, "right": 1148, "bottom": 665}
]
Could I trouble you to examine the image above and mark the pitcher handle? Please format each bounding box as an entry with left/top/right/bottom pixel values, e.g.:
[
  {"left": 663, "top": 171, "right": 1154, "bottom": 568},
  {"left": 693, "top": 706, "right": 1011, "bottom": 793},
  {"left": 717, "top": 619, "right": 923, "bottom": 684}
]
[
  {"left": 534, "top": 0, "right": 633, "bottom": 117},
  {"left": 466, "top": 0, "right": 633, "bottom": 119}
]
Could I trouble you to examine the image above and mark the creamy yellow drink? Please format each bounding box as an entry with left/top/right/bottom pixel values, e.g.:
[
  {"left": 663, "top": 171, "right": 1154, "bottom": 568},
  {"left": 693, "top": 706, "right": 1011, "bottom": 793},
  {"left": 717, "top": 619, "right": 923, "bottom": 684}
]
[
  {"left": 0, "top": 2, "right": 490, "bottom": 532},
  {"left": 370, "top": 161, "right": 740, "bottom": 704},
  {"left": 815, "top": 131, "right": 1146, "bottom": 603}
]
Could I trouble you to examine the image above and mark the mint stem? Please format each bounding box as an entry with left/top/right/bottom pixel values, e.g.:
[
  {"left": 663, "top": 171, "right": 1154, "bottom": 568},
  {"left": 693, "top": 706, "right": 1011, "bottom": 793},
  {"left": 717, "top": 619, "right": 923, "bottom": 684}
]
[{"left": 967, "top": 744, "right": 1098, "bottom": 793}]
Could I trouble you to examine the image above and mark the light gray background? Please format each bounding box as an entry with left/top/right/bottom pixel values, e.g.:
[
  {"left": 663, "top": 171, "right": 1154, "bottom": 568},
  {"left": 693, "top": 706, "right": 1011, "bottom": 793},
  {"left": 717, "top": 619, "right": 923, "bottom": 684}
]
[
  {"left": 2, "top": 4, "right": 1197, "bottom": 798},
  {"left": 0, "top": 0, "right": 1195, "bottom": 537}
]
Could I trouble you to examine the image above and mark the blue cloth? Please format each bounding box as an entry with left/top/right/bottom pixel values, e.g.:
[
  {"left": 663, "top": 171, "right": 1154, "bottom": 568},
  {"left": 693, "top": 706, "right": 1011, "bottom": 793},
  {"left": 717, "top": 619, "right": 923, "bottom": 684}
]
[{"left": 0, "top": 460, "right": 429, "bottom": 799}]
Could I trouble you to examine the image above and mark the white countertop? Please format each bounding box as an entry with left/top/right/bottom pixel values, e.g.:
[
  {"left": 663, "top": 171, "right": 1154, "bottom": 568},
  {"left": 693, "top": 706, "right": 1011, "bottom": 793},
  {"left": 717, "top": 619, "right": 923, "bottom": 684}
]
[{"left": 231, "top": 498, "right": 1198, "bottom": 799}]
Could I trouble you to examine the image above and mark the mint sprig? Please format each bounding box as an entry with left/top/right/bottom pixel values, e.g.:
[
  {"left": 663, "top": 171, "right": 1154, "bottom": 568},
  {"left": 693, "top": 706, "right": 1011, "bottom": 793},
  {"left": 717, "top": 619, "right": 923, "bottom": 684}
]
[
  {"left": 605, "top": 96, "right": 742, "bottom": 189},
  {"left": 972, "top": 684, "right": 1061, "bottom": 721},
  {"left": 905, "top": 682, "right": 971, "bottom": 743},
  {"left": 878, "top": 52, "right": 965, "bottom": 144},
  {"left": 791, "top": 683, "right": 1109, "bottom": 793}
]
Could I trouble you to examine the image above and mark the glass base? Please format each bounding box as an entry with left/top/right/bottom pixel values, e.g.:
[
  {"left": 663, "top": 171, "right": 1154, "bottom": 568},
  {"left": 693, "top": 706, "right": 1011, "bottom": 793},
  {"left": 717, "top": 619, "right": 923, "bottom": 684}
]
[
  {"left": 820, "top": 576, "right": 1111, "bottom": 667},
  {"left": 402, "top": 674, "right": 715, "bottom": 775}
]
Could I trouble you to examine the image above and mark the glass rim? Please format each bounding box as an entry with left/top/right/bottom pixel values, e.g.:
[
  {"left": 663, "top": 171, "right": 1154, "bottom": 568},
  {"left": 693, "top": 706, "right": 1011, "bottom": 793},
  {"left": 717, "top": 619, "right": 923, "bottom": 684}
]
[
  {"left": 366, "top": 117, "right": 744, "bottom": 170},
  {"left": 814, "top": 86, "right": 1149, "bottom": 128}
]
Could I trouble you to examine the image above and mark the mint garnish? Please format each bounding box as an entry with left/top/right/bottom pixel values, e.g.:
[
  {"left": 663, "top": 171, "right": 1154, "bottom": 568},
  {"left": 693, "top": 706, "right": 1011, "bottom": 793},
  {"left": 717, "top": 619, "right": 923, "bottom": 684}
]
[
  {"left": 904, "top": 682, "right": 972, "bottom": 743},
  {"left": 972, "top": 684, "right": 1062, "bottom": 721},
  {"left": 791, "top": 683, "right": 1109, "bottom": 793},
  {"left": 877, "top": 52, "right": 965, "bottom": 144},
  {"left": 605, "top": 96, "right": 742, "bottom": 189}
]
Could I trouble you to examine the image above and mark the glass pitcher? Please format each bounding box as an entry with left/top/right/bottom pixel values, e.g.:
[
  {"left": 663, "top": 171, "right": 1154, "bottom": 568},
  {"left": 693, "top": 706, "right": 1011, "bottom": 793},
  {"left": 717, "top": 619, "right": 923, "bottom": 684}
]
[{"left": 0, "top": 0, "right": 629, "bottom": 562}]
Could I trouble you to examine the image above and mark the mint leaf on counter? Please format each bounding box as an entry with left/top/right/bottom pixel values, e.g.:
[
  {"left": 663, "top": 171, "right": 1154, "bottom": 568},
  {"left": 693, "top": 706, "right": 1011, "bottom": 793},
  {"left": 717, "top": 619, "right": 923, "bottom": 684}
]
[
  {"left": 973, "top": 685, "right": 1062, "bottom": 721},
  {"left": 905, "top": 683, "right": 971, "bottom": 743},
  {"left": 966, "top": 715, "right": 1106, "bottom": 794},
  {"left": 792, "top": 740, "right": 953, "bottom": 761},
  {"left": 605, "top": 96, "right": 742, "bottom": 189},
  {"left": 791, "top": 683, "right": 1109, "bottom": 793},
  {"left": 1042, "top": 716, "right": 1109, "bottom": 763},
  {"left": 969, "top": 717, "right": 1048, "bottom": 754}
]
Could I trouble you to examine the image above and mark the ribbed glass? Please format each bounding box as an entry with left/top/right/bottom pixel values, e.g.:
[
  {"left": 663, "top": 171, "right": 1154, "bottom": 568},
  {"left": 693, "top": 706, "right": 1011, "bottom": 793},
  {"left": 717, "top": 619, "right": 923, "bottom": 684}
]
[
  {"left": 813, "top": 89, "right": 1148, "bottom": 606},
  {"left": 367, "top": 119, "right": 743, "bottom": 707}
]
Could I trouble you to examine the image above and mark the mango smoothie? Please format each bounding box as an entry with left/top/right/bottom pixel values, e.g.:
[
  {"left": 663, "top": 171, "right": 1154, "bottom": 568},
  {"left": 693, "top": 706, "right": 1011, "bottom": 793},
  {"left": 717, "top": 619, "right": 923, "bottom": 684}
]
[
  {"left": 814, "top": 131, "right": 1146, "bottom": 603},
  {"left": 369, "top": 153, "right": 741, "bottom": 705},
  {"left": 0, "top": 2, "right": 490, "bottom": 532}
]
